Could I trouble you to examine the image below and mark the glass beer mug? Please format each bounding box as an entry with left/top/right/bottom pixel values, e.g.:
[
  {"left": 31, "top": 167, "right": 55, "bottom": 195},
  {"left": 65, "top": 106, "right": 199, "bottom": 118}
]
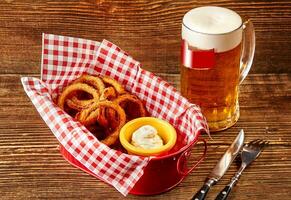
[{"left": 180, "top": 6, "right": 255, "bottom": 131}]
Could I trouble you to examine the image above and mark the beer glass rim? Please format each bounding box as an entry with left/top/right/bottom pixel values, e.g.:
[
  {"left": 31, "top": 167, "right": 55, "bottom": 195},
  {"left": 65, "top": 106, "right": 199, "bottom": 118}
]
[{"left": 182, "top": 21, "right": 243, "bottom": 36}]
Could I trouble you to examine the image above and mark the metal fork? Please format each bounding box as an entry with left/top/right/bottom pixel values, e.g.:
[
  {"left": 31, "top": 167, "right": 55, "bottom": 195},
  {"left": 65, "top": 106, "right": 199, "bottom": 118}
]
[{"left": 215, "top": 139, "right": 269, "bottom": 200}]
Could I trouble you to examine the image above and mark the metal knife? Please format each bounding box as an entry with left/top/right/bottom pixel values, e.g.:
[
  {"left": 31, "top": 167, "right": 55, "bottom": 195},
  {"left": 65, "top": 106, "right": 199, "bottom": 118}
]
[{"left": 191, "top": 129, "right": 245, "bottom": 200}]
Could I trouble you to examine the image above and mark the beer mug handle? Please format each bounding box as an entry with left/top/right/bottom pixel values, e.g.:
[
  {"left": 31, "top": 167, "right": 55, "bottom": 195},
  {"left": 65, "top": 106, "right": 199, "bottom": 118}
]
[{"left": 239, "top": 20, "right": 255, "bottom": 84}]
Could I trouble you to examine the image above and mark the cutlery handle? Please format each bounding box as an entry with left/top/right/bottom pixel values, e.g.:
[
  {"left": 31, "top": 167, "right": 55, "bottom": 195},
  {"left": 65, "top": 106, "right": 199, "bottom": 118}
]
[
  {"left": 192, "top": 179, "right": 215, "bottom": 200},
  {"left": 215, "top": 165, "right": 246, "bottom": 200},
  {"left": 191, "top": 184, "right": 210, "bottom": 200},
  {"left": 215, "top": 185, "right": 232, "bottom": 200}
]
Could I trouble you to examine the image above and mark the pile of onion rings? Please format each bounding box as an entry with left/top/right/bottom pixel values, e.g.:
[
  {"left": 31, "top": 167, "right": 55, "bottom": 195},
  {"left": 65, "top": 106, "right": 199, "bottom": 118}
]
[{"left": 57, "top": 74, "right": 147, "bottom": 146}]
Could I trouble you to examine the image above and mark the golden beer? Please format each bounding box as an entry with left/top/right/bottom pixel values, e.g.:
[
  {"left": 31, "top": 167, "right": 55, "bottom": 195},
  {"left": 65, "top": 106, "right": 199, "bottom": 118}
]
[{"left": 181, "top": 7, "right": 255, "bottom": 131}]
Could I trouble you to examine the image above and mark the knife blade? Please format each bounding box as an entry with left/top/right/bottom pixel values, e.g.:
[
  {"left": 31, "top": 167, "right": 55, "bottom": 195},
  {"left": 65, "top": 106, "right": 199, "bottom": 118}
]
[{"left": 191, "top": 129, "right": 245, "bottom": 200}]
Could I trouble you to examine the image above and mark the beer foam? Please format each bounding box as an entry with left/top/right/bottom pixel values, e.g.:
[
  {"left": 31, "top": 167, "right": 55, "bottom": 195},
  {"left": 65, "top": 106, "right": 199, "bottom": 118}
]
[{"left": 182, "top": 6, "right": 243, "bottom": 52}]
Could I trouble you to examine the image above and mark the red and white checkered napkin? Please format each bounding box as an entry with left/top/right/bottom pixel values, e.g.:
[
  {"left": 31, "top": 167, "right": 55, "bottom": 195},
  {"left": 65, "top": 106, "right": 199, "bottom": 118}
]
[{"left": 21, "top": 33, "right": 209, "bottom": 196}]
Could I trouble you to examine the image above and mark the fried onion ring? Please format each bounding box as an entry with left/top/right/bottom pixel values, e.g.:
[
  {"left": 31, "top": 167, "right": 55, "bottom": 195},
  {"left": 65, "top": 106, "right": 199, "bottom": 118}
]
[
  {"left": 99, "top": 86, "right": 117, "bottom": 101},
  {"left": 76, "top": 101, "right": 126, "bottom": 146},
  {"left": 86, "top": 124, "right": 104, "bottom": 139},
  {"left": 73, "top": 74, "right": 105, "bottom": 94},
  {"left": 101, "top": 76, "right": 126, "bottom": 95},
  {"left": 114, "top": 94, "right": 146, "bottom": 121},
  {"left": 57, "top": 74, "right": 149, "bottom": 147},
  {"left": 66, "top": 96, "right": 94, "bottom": 111},
  {"left": 75, "top": 103, "right": 100, "bottom": 125},
  {"left": 65, "top": 75, "right": 105, "bottom": 111},
  {"left": 58, "top": 83, "right": 99, "bottom": 110}
]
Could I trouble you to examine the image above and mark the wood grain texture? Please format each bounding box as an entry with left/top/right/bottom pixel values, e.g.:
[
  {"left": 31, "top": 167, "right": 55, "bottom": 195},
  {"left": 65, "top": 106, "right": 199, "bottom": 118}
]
[
  {"left": 0, "top": 0, "right": 290, "bottom": 74},
  {"left": 0, "top": 73, "right": 290, "bottom": 199},
  {"left": 0, "top": 1, "right": 290, "bottom": 199}
]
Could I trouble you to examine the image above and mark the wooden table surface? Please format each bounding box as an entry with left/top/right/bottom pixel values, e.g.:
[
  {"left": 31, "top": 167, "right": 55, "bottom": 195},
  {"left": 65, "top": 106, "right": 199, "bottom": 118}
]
[{"left": 0, "top": 1, "right": 291, "bottom": 200}]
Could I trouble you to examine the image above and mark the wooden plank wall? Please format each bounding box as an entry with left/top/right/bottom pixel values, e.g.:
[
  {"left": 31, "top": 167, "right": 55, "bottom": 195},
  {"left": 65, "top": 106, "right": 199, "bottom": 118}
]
[{"left": 0, "top": 0, "right": 290, "bottom": 75}]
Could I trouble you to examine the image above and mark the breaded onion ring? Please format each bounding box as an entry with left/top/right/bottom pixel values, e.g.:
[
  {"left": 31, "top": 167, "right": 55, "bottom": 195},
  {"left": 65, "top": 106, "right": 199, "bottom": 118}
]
[
  {"left": 86, "top": 124, "right": 104, "bottom": 139},
  {"left": 101, "top": 76, "right": 126, "bottom": 95},
  {"left": 73, "top": 74, "right": 105, "bottom": 94},
  {"left": 58, "top": 83, "right": 99, "bottom": 110},
  {"left": 66, "top": 96, "right": 94, "bottom": 111},
  {"left": 99, "top": 86, "right": 117, "bottom": 101},
  {"left": 114, "top": 94, "right": 146, "bottom": 121},
  {"left": 76, "top": 101, "right": 126, "bottom": 146},
  {"left": 65, "top": 75, "right": 105, "bottom": 110}
]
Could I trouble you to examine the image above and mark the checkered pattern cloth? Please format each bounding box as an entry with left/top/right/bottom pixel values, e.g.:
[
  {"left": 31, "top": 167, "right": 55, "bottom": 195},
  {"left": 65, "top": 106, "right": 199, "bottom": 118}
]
[{"left": 21, "top": 33, "right": 209, "bottom": 196}]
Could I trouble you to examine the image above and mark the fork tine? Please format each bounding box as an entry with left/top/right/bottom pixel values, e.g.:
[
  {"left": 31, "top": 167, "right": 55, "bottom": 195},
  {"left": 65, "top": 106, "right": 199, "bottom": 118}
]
[
  {"left": 257, "top": 139, "right": 265, "bottom": 145},
  {"left": 248, "top": 139, "right": 261, "bottom": 145},
  {"left": 260, "top": 140, "right": 269, "bottom": 148}
]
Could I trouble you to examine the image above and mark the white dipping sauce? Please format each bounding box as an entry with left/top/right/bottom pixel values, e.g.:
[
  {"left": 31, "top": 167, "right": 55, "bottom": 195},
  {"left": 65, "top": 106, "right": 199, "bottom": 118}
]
[{"left": 131, "top": 125, "right": 164, "bottom": 149}]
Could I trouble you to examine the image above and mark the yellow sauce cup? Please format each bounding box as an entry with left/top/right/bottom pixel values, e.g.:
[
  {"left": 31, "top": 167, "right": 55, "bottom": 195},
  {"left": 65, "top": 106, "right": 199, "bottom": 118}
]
[{"left": 119, "top": 117, "right": 177, "bottom": 156}]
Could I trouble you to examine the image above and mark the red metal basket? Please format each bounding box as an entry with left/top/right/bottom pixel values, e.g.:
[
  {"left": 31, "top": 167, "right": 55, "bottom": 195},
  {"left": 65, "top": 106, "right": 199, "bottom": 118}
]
[{"left": 22, "top": 34, "right": 209, "bottom": 196}]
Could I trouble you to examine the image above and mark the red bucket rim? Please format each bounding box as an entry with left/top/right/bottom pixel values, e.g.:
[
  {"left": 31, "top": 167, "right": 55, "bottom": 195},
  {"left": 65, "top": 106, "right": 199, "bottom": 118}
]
[{"left": 149, "top": 128, "right": 204, "bottom": 160}]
